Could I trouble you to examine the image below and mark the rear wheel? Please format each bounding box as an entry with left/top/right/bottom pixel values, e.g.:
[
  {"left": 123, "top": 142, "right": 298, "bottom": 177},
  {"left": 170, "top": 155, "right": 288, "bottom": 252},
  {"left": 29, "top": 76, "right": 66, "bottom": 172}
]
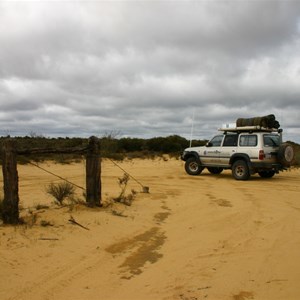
[
  {"left": 232, "top": 160, "right": 250, "bottom": 180},
  {"left": 185, "top": 157, "right": 204, "bottom": 175},
  {"left": 207, "top": 167, "right": 223, "bottom": 175},
  {"left": 258, "top": 170, "right": 275, "bottom": 178}
]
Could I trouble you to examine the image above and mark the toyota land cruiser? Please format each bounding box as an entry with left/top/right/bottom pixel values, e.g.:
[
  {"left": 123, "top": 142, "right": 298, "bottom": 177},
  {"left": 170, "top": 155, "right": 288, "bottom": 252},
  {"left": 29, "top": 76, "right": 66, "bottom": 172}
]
[{"left": 181, "top": 124, "right": 294, "bottom": 180}]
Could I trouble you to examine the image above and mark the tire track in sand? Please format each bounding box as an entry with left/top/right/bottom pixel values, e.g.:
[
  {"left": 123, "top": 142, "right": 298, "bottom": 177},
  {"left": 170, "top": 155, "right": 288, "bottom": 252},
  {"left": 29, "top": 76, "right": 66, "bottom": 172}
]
[
  {"left": 105, "top": 199, "right": 171, "bottom": 280},
  {"left": 7, "top": 195, "right": 172, "bottom": 300}
]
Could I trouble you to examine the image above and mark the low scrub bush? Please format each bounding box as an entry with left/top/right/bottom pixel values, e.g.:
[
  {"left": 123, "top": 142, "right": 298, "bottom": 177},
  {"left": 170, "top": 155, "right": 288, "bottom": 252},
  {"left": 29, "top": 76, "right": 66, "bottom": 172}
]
[
  {"left": 46, "top": 181, "right": 75, "bottom": 205},
  {"left": 113, "top": 173, "right": 137, "bottom": 206}
]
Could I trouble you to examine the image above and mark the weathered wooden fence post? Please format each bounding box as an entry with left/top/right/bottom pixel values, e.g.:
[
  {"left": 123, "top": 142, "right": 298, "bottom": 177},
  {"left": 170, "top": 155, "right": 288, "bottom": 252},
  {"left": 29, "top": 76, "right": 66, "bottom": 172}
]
[
  {"left": 2, "top": 139, "right": 20, "bottom": 224},
  {"left": 86, "top": 136, "right": 101, "bottom": 206}
]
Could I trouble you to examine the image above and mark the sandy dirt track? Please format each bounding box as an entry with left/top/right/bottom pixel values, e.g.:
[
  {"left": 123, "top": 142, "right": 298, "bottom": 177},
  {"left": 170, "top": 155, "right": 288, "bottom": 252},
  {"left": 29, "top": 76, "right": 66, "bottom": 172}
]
[{"left": 1, "top": 158, "right": 300, "bottom": 300}]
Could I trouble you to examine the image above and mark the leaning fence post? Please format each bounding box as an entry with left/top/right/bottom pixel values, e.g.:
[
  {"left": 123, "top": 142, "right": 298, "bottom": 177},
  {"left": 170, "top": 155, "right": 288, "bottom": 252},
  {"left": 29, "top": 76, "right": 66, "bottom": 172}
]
[
  {"left": 2, "top": 139, "right": 20, "bottom": 224},
  {"left": 86, "top": 136, "right": 101, "bottom": 206}
]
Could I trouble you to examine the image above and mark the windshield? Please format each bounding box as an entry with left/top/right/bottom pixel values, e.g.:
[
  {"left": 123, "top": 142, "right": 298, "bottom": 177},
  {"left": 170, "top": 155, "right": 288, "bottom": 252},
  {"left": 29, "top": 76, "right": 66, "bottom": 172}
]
[
  {"left": 209, "top": 135, "right": 223, "bottom": 147},
  {"left": 264, "top": 134, "right": 280, "bottom": 147}
]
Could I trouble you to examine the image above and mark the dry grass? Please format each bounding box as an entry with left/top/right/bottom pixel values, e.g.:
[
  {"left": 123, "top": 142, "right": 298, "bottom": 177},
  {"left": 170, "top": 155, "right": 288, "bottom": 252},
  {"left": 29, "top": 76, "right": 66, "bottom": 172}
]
[{"left": 46, "top": 181, "right": 75, "bottom": 205}]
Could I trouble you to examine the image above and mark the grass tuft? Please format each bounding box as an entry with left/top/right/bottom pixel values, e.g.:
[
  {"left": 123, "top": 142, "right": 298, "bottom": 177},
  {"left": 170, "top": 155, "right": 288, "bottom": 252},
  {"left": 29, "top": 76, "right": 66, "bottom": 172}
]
[{"left": 46, "top": 181, "right": 75, "bottom": 206}]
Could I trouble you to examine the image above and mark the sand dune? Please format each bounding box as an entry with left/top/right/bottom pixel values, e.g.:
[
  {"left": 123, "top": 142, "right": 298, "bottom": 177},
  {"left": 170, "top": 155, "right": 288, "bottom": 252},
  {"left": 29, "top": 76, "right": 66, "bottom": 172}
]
[{"left": 1, "top": 158, "right": 300, "bottom": 300}]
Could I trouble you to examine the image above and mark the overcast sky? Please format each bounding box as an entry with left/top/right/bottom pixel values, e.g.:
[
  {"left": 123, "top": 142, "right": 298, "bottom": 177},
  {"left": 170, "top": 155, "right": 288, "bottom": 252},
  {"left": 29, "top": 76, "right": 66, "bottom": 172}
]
[{"left": 0, "top": 1, "right": 300, "bottom": 142}]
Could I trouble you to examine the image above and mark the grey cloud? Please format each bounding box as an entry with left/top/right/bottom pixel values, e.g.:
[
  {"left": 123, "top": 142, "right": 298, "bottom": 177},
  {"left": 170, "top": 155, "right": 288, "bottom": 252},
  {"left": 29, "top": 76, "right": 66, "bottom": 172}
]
[{"left": 0, "top": 1, "right": 300, "bottom": 142}]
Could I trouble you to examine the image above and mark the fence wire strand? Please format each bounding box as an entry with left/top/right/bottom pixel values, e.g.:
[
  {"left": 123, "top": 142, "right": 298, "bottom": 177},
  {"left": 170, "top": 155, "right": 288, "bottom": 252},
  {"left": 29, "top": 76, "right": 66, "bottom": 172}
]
[
  {"left": 28, "top": 161, "right": 86, "bottom": 191},
  {"left": 1, "top": 153, "right": 147, "bottom": 195},
  {"left": 106, "top": 158, "right": 146, "bottom": 189}
]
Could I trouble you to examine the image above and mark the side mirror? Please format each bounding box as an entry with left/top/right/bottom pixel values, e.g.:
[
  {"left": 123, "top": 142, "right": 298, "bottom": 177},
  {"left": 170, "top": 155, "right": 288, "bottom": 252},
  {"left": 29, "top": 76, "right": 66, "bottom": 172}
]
[{"left": 206, "top": 142, "right": 212, "bottom": 147}]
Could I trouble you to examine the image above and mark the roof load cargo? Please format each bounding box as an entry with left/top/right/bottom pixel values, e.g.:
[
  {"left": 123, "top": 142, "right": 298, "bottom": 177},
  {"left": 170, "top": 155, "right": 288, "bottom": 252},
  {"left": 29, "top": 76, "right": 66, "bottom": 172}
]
[{"left": 236, "top": 114, "right": 280, "bottom": 129}]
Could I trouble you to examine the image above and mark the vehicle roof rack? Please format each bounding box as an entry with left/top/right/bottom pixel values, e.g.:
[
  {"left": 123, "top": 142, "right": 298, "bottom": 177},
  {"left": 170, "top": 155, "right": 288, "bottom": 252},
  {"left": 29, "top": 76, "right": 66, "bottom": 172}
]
[{"left": 218, "top": 126, "right": 280, "bottom": 133}]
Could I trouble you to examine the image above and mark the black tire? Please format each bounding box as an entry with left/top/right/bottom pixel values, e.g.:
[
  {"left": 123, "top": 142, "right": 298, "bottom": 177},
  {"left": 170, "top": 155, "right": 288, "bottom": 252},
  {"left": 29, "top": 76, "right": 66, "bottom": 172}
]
[
  {"left": 232, "top": 160, "right": 250, "bottom": 180},
  {"left": 278, "top": 143, "right": 294, "bottom": 167},
  {"left": 185, "top": 157, "right": 203, "bottom": 175},
  {"left": 207, "top": 167, "right": 223, "bottom": 175},
  {"left": 258, "top": 170, "right": 275, "bottom": 178}
]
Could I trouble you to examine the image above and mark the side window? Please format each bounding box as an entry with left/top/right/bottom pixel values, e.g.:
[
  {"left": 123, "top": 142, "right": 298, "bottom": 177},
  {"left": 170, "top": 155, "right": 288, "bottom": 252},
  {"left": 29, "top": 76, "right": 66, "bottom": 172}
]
[
  {"left": 209, "top": 135, "right": 223, "bottom": 147},
  {"left": 223, "top": 134, "right": 238, "bottom": 146},
  {"left": 239, "top": 135, "right": 257, "bottom": 147}
]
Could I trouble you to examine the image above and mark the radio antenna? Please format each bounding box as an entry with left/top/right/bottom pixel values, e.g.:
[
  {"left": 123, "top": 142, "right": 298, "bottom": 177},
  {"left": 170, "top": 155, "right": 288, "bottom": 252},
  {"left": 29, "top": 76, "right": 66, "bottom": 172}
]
[{"left": 189, "top": 109, "right": 195, "bottom": 147}]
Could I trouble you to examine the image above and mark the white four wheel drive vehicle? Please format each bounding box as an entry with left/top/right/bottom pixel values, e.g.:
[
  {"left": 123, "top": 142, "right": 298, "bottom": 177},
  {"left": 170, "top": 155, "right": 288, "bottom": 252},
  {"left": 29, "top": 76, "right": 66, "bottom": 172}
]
[{"left": 181, "top": 124, "right": 294, "bottom": 180}]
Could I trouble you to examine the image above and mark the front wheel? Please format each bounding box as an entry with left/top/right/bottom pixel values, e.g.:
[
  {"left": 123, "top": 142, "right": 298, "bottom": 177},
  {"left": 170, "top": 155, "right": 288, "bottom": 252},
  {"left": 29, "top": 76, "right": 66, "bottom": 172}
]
[
  {"left": 232, "top": 160, "right": 250, "bottom": 180},
  {"left": 185, "top": 157, "right": 204, "bottom": 175}
]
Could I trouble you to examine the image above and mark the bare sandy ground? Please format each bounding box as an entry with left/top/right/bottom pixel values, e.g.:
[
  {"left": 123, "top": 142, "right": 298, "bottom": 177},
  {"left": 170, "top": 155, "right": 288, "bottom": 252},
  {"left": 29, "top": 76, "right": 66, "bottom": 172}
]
[{"left": 1, "top": 158, "right": 300, "bottom": 300}]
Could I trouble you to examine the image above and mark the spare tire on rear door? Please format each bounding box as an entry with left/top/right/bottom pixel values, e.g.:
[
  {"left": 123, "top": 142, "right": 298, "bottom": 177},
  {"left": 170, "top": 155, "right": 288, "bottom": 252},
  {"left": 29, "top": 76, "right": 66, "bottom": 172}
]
[{"left": 278, "top": 143, "right": 294, "bottom": 167}]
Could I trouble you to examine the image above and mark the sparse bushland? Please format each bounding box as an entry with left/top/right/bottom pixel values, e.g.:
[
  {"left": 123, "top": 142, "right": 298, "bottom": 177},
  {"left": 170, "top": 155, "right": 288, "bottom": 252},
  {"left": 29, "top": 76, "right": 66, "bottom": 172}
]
[
  {"left": 0, "top": 135, "right": 209, "bottom": 165},
  {"left": 1, "top": 134, "right": 299, "bottom": 168}
]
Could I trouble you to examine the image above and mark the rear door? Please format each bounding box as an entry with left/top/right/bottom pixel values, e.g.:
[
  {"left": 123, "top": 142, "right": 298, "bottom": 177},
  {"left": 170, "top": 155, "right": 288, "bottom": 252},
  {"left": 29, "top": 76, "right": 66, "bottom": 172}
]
[
  {"left": 263, "top": 133, "right": 280, "bottom": 163},
  {"left": 239, "top": 134, "right": 258, "bottom": 161}
]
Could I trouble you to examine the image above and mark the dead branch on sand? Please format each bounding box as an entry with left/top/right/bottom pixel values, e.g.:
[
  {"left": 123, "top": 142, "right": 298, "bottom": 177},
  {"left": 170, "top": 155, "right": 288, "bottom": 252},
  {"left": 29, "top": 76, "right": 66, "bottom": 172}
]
[{"left": 68, "top": 215, "right": 90, "bottom": 230}]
